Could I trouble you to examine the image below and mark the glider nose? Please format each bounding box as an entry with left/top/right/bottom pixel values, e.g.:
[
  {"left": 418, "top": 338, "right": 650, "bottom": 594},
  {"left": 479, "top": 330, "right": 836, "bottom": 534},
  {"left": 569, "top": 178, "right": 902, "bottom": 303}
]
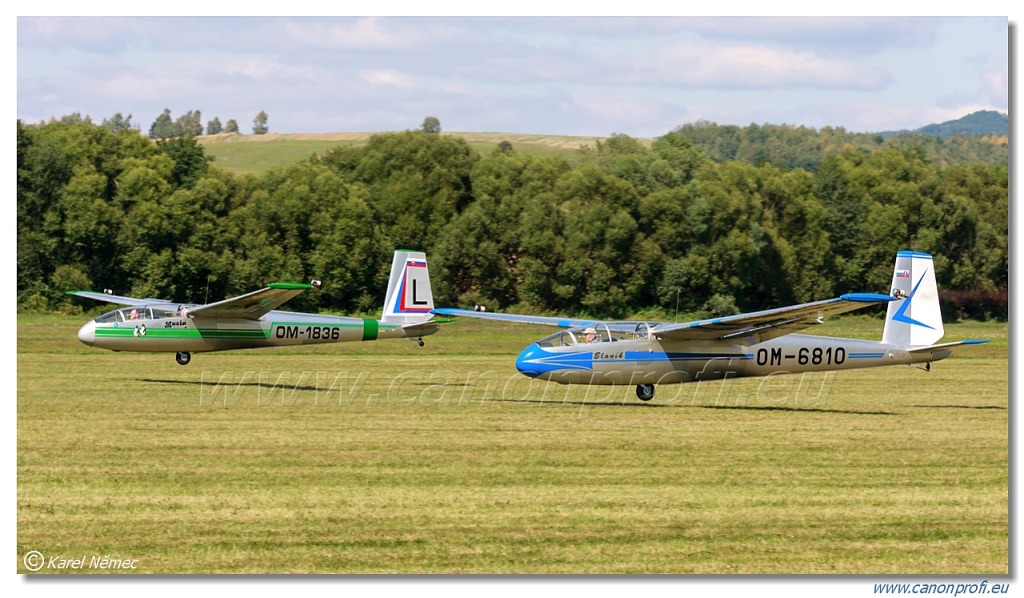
[
  {"left": 77, "top": 320, "right": 96, "bottom": 346},
  {"left": 515, "top": 344, "right": 543, "bottom": 378}
]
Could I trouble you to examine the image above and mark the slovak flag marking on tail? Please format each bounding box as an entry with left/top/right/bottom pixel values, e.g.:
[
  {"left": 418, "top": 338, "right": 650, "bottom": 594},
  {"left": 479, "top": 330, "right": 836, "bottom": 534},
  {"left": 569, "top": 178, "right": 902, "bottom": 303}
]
[{"left": 394, "top": 260, "right": 431, "bottom": 313}]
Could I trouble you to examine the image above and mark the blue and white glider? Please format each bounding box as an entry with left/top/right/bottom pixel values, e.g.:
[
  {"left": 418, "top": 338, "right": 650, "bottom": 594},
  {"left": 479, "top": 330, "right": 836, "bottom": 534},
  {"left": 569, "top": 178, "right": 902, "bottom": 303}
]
[{"left": 434, "top": 251, "right": 987, "bottom": 401}]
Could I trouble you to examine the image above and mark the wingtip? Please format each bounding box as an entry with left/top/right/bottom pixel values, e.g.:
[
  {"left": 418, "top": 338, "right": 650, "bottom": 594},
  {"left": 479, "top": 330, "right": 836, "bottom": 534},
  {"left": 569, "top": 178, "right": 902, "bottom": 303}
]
[
  {"left": 267, "top": 282, "right": 312, "bottom": 290},
  {"left": 840, "top": 292, "right": 895, "bottom": 303}
]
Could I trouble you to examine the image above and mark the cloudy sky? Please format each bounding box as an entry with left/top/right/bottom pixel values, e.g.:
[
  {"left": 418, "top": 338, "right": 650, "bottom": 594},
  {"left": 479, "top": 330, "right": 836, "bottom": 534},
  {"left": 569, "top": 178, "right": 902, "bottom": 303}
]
[{"left": 16, "top": 14, "right": 1010, "bottom": 138}]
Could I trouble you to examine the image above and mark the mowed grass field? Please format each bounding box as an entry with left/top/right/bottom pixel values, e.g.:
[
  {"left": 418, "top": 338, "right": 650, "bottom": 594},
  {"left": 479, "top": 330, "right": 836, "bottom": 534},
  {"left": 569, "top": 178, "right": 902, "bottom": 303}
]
[
  {"left": 199, "top": 131, "right": 605, "bottom": 174},
  {"left": 17, "top": 314, "right": 1008, "bottom": 574}
]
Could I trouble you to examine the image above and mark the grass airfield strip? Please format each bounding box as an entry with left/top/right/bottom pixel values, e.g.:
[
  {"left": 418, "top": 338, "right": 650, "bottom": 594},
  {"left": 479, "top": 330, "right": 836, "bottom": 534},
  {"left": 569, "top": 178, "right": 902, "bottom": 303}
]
[{"left": 17, "top": 315, "right": 1008, "bottom": 573}]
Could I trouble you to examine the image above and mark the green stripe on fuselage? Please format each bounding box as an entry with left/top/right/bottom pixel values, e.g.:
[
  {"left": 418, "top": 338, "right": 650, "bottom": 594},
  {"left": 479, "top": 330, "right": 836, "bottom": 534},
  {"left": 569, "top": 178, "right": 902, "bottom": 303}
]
[
  {"left": 95, "top": 327, "right": 262, "bottom": 339},
  {"left": 196, "top": 329, "right": 268, "bottom": 339},
  {"left": 96, "top": 318, "right": 395, "bottom": 342}
]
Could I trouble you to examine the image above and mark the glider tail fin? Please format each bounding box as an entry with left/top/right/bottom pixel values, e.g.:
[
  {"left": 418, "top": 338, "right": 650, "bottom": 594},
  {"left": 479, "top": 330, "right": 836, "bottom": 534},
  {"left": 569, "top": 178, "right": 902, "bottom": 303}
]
[
  {"left": 381, "top": 250, "right": 434, "bottom": 325},
  {"left": 882, "top": 250, "right": 945, "bottom": 348}
]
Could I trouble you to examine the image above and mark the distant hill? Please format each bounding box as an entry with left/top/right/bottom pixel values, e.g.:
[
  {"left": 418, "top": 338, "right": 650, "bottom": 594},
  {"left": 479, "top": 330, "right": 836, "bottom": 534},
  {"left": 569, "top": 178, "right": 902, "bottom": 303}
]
[
  {"left": 198, "top": 114, "right": 1008, "bottom": 176},
  {"left": 199, "top": 131, "right": 601, "bottom": 174},
  {"left": 882, "top": 110, "right": 1008, "bottom": 139}
]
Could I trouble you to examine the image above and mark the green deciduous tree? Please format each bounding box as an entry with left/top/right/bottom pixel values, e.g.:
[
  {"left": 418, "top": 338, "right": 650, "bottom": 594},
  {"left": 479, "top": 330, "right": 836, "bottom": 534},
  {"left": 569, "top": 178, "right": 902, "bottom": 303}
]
[
  {"left": 101, "top": 113, "right": 135, "bottom": 133},
  {"left": 206, "top": 117, "right": 223, "bottom": 135},
  {"left": 18, "top": 116, "right": 1009, "bottom": 320},
  {"left": 252, "top": 111, "right": 269, "bottom": 135},
  {"left": 420, "top": 116, "right": 441, "bottom": 134},
  {"left": 319, "top": 131, "right": 477, "bottom": 252},
  {"left": 155, "top": 137, "right": 211, "bottom": 190},
  {"left": 149, "top": 108, "right": 179, "bottom": 139},
  {"left": 176, "top": 110, "right": 203, "bottom": 137}
]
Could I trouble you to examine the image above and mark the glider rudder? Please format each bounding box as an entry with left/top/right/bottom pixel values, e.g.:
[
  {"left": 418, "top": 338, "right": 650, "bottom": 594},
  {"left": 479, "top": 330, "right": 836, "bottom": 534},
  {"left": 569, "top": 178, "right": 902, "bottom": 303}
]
[
  {"left": 381, "top": 250, "right": 434, "bottom": 325},
  {"left": 882, "top": 250, "right": 945, "bottom": 348}
]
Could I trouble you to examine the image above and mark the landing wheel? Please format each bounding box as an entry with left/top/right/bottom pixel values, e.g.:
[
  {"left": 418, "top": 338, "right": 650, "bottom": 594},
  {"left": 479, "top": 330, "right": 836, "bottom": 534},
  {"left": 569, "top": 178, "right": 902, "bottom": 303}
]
[
  {"left": 636, "top": 384, "right": 655, "bottom": 401},
  {"left": 418, "top": 338, "right": 425, "bottom": 347},
  {"left": 175, "top": 351, "right": 192, "bottom": 366}
]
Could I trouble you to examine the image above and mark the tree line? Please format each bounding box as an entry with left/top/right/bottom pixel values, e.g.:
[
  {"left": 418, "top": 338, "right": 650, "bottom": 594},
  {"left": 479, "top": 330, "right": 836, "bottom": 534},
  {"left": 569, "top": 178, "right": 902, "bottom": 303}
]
[
  {"left": 17, "top": 117, "right": 1008, "bottom": 321},
  {"left": 672, "top": 119, "right": 1008, "bottom": 173},
  {"left": 149, "top": 108, "right": 269, "bottom": 138},
  {"left": 32, "top": 109, "right": 271, "bottom": 139}
]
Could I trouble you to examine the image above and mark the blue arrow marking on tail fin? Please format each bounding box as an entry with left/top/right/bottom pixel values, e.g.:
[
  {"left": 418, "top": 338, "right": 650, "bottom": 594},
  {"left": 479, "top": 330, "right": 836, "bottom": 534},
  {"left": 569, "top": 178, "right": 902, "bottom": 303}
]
[{"left": 892, "top": 269, "right": 936, "bottom": 330}]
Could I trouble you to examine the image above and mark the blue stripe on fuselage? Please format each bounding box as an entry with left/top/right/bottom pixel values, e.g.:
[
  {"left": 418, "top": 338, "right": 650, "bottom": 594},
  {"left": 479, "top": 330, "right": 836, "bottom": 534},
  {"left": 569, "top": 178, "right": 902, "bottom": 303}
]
[
  {"left": 516, "top": 344, "right": 752, "bottom": 377},
  {"left": 620, "top": 351, "right": 752, "bottom": 362}
]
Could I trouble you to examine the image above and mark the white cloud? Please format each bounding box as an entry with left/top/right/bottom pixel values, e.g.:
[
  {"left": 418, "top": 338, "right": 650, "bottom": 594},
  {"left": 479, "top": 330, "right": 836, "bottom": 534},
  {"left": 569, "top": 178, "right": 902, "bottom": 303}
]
[
  {"left": 15, "top": 16, "right": 1010, "bottom": 136},
  {"left": 284, "top": 17, "right": 403, "bottom": 49},
  {"left": 648, "top": 41, "right": 892, "bottom": 90},
  {"left": 681, "top": 16, "right": 938, "bottom": 52},
  {"left": 281, "top": 17, "right": 459, "bottom": 51},
  {"left": 573, "top": 93, "right": 667, "bottom": 130},
  {"left": 358, "top": 69, "right": 418, "bottom": 88},
  {"left": 980, "top": 66, "right": 1009, "bottom": 106}
]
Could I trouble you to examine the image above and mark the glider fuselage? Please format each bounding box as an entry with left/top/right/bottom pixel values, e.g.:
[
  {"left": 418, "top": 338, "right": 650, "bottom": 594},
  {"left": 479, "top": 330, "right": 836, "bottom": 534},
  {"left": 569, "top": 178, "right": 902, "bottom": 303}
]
[
  {"left": 77, "top": 305, "right": 435, "bottom": 353},
  {"left": 515, "top": 331, "right": 946, "bottom": 385},
  {"left": 69, "top": 249, "right": 439, "bottom": 365}
]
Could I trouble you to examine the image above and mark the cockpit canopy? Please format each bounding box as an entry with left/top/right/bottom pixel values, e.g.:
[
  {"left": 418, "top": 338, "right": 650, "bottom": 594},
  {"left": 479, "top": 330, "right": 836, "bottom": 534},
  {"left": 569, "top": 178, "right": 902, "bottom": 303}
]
[
  {"left": 93, "top": 304, "right": 190, "bottom": 323},
  {"left": 536, "top": 322, "right": 654, "bottom": 347}
]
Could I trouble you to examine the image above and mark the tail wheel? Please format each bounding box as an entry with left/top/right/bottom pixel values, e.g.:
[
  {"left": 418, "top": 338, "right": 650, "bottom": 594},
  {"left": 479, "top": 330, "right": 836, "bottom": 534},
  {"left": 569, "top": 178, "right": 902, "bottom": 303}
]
[
  {"left": 636, "top": 384, "right": 655, "bottom": 401},
  {"left": 175, "top": 351, "right": 192, "bottom": 366}
]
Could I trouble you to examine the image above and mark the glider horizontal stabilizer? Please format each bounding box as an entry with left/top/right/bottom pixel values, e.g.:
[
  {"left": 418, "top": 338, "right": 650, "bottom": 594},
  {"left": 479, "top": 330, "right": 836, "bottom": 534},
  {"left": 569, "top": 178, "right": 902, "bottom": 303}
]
[{"left": 908, "top": 339, "right": 990, "bottom": 353}]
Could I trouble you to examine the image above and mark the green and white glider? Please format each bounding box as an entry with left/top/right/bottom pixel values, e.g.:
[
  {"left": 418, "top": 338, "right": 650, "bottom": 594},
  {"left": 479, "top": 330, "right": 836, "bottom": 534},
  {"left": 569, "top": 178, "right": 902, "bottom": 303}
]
[{"left": 69, "top": 250, "right": 439, "bottom": 365}]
